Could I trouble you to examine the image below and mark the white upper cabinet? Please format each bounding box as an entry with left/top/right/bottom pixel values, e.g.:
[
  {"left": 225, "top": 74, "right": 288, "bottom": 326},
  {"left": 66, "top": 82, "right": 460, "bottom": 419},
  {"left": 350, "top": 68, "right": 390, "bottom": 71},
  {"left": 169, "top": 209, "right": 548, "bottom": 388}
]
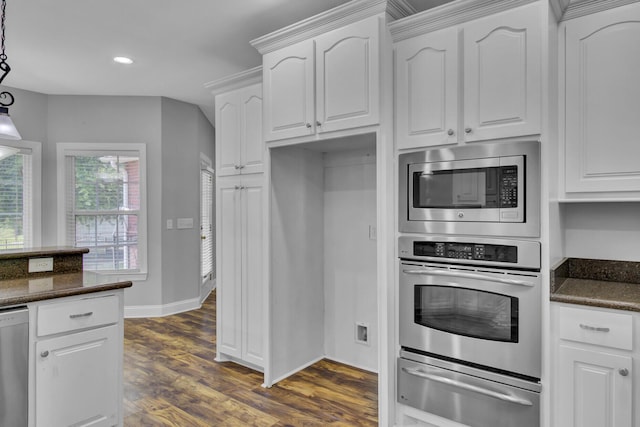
[
  {"left": 395, "top": 27, "right": 459, "bottom": 149},
  {"left": 263, "top": 39, "right": 315, "bottom": 141},
  {"left": 263, "top": 16, "right": 380, "bottom": 142},
  {"left": 315, "top": 17, "right": 380, "bottom": 134},
  {"left": 393, "top": 2, "right": 541, "bottom": 150},
  {"left": 562, "top": 2, "right": 640, "bottom": 198},
  {"left": 215, "top": 83, "right": 263, "bottom": 176},
  {"left": 463, "top": 5, "right": 541, "bottom": 142}
]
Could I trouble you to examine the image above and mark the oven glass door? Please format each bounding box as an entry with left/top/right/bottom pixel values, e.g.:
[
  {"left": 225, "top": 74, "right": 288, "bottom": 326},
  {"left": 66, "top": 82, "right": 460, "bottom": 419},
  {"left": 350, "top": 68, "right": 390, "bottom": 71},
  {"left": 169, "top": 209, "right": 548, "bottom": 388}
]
[
  {"left": 415, "top": 285, "right": 518, "bottom": 342},
  {"left": 399, "top": 262, "right": 541, "bottom": 379}
]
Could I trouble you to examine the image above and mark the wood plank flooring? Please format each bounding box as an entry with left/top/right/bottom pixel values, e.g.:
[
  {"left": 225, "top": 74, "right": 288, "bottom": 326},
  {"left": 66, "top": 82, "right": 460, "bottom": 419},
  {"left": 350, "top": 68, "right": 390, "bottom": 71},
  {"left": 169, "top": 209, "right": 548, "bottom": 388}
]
[{"left": 123, "top": 290, "right": 378, "bottom": 426}]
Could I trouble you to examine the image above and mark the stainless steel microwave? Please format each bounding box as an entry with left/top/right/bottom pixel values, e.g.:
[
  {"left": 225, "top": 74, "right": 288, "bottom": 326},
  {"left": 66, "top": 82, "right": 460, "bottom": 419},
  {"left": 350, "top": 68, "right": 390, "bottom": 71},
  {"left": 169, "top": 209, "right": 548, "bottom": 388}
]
[{"left": 399, "top": 140, "right": 540, "bottom": 237}]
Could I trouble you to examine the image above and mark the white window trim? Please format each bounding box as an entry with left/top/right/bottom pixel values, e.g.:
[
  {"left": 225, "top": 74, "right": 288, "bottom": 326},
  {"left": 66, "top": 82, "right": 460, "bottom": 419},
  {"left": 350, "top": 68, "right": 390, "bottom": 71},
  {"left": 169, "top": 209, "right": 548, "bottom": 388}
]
[
  {"left": 56, "top": 142, "right": 148, "bottom": 281},
  {"left": 0, "top": 139, "right": 42, "bottom": 248}
]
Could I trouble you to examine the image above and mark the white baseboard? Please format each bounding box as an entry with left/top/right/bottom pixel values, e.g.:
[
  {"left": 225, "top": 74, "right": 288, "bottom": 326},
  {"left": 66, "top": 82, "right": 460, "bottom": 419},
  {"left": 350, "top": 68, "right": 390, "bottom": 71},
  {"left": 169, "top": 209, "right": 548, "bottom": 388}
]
[
  {"left": 200, "top": 278, "right": 216, "bottom": 304},
  {"left": 124, "top": 296, "right": 202, "bottom": 318},
  {"left": 266, "top": 355, "right": 325, "bottom": 387},
  {"left": 324, "top": 355, "right": 378, "bottom": 374}
]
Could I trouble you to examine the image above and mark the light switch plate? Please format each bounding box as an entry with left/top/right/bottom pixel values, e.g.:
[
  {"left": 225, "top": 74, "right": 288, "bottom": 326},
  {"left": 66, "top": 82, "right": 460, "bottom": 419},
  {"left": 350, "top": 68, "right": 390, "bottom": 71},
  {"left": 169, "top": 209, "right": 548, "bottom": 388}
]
[
  {"left": 28, "top": 257, "right": 54, "bottom": 273},
  {"left": 177, "top": 217, "right": 194, "bottom": 229}
]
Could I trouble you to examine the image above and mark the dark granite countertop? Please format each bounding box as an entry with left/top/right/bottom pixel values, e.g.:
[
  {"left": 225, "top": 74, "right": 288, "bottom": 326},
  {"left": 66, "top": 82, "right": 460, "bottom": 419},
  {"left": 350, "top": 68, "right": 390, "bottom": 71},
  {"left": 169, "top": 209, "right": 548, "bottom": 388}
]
[
  {"left": 551, "top": 258, "right": 640, "bottom": 313},
  {"left": 0, "top": 271, "right": 132, "bottom": 307},
  {"left": 0, "top": 246, "right": 89, "bottom": 260}
]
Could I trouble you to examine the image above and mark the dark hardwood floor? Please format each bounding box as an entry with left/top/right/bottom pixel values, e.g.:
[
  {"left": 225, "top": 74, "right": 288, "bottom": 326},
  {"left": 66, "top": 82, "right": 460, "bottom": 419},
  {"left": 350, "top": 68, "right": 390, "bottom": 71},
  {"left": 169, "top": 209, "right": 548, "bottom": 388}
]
[{"left": 123, "top": 290, "right": 378, "bottom": 426}]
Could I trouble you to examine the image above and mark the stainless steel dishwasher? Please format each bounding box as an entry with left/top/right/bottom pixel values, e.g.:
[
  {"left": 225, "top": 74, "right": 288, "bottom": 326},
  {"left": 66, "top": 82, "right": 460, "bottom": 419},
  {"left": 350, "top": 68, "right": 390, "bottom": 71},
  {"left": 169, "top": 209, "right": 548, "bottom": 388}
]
[{"left": 0, "top": 307, "right": 29, "bottom": 427}]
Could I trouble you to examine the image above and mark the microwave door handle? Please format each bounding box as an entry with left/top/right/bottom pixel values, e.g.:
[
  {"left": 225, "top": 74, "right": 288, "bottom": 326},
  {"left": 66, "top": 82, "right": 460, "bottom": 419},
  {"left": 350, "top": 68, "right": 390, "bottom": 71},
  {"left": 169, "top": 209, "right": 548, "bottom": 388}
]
[
  {"left": 402, "top": 269, "right": 534, "bottom": 287},
  {"left": 401, "top": 367, "right": 533, "bottom": 407}
]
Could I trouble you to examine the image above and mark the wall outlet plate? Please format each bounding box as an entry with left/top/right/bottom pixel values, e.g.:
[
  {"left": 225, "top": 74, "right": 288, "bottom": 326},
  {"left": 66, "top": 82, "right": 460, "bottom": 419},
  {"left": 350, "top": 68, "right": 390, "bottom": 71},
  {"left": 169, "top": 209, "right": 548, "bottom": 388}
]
[{"left": 28, "top": 257, "right": 54, "bottom": 273}]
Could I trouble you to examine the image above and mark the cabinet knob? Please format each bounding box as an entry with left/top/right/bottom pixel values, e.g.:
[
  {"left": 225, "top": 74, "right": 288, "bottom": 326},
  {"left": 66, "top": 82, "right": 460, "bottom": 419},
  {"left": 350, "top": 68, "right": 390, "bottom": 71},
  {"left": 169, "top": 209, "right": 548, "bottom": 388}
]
[
  {"left": 464, "top": 127, "right": 472, "bottom": 134},
  {"left": 316, "top": 121, "right": 322, "bottom": 127},
  {"left": 239, "top": 165, "right": 245, "bottom": 169},
  {"left": 619, "top": 368, "right": 629, "bottom": 377},
  {"left": 234, "top": 165, "right": 240, "bottom": 170},
  {"left": 447, "top": 129, "right": 454, "bottom": 136},
  {"left": 40, "top": 350, "right": 49, "bottom": 358},
  {"left": 305, "top": 123, "right": 312, "bottom": 129}
]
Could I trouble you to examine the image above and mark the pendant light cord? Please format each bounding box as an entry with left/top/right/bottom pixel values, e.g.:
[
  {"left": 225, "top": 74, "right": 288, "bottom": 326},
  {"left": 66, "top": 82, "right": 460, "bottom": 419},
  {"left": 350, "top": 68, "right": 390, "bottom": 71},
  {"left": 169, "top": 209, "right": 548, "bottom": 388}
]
[{"left": 0, "top": 0, "right": 15, "bottom": 107}]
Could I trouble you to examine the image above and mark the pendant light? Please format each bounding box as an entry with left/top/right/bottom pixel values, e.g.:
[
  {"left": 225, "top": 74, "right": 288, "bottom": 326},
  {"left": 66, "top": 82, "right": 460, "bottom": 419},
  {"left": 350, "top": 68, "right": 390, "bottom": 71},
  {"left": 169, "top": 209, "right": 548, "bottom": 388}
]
[{"left": 0, "top": 0, "right": 20, "bottom": 140}]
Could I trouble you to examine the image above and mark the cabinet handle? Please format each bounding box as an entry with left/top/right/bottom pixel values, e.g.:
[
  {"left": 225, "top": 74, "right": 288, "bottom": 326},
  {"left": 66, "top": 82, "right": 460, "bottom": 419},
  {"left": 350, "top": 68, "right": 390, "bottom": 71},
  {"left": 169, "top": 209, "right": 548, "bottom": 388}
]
[
  {"left": 239, "top": 165, "right": 245, "bottom": 169},
  {"left": 234, "top": 185, "right": 241, "bottom": 190},
  {"left": 464, "top": 127, "right": 472, "bottom": 134},
  {"left": 40, "top": 350, "right": 49, "bottom": 358},
  {"left": 234, "top": 165, "right": 240, "bottom": 170},
  {"left": 579, "top": 324, "right": 610, "bottom": 333},
  {"left": 69, "top": 311, "right": 93, "bottom": 319},
  {"left": 316, "top": 121, "right": 322, "bottom": 127},
  {"left": 619, "top": 368, "right": 629, "bottom": 377},
  {"left": 447, "top": 129, "right": 454, "bottom": 136},
  {"left": 305, "top": 123, "right": 312, "bottom": 129}
]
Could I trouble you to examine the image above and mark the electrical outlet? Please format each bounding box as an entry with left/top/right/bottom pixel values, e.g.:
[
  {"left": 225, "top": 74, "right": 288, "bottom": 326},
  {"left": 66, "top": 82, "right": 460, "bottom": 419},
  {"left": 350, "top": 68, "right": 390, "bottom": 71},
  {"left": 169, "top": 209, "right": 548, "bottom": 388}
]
[
  {"left": 28, "top": 257, "right": 53, "bottom": 273},
  {"left": 356, "top": 322, "right": 370, "bottom": 345},
  {"left": 368, "top": 225, "right": 377, "bottom": 241}
]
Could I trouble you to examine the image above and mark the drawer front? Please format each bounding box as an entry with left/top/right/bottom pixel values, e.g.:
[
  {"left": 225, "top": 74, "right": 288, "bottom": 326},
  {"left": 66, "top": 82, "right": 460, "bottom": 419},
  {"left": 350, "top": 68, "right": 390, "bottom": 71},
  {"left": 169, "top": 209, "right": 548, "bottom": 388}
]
[
  {"left": 37, "top": 294, "right": 119, "bottom": 337},
  {"left": 558, "top": 306, "right": 633, "bottom": 350}
]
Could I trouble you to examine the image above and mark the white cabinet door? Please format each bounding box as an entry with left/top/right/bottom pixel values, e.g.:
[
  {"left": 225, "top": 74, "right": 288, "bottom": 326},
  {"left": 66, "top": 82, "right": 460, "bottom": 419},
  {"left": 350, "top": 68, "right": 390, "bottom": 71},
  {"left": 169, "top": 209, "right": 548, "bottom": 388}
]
[
  {"left": 463, "top": 3, "right": 541, "bottom": 142},
  {"left": 241, "top": 176, "right": 264, "bottom": 366},
  {"left": 395, "top": 26, "right": 459, "bottom": 149},
  {"left": 216, "top": 175, "right": 264, "bottom": 368},
  {"left": 240, "top": 84, "right": 264, "bottom": 175},
  {"left": 564, "top": 4, "right": 640, "bottom": 193},
  {"left": 216, "top": 84, "right": 263, "bottom": 177},
  {"left": 558, "top": 344, "right": 632, "bottom": 427},
  {"left": 315, "top": 16, "right": 380, "bottom": 134},
  {"left": 263, "top": 39, "right": 315, "bottom": 141},
  {"left": 217, "top": 177, "right": 243, "bottom": 359},
  {"left": 35, "top": 325, "right": 119, "bottom": 427},
  {"left": 216, "top": 90, "right": 241, "bottom": 177}
]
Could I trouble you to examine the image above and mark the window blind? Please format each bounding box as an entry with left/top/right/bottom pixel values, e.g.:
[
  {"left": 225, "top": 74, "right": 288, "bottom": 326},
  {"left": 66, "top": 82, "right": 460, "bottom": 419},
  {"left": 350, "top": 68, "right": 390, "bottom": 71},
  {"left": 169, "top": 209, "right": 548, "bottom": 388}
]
[
  {"left": 66, "top": 153, "right": 141, "bottom": 272},
  {"left": 0, "top": 148, "right": 32, "bottom": 249},
  {"left": 201, "top": 168, "right": 214, "bottom": 280}
]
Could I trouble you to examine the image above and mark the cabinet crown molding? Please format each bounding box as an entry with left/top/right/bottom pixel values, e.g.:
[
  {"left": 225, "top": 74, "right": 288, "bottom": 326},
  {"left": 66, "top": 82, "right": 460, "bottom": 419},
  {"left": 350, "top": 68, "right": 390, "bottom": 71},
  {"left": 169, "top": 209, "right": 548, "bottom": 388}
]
[
  {"left": 251, "top": 0, "right": 413, "bottom": 54},
  {"left": 205, "top": 66, "right": 262, "bottom": 97},
  {"left": 561, "top": 0, "right": 640, "bottom": 21},
  {"left": 389, "top": 0, "right": 536, "bottom": 41}
]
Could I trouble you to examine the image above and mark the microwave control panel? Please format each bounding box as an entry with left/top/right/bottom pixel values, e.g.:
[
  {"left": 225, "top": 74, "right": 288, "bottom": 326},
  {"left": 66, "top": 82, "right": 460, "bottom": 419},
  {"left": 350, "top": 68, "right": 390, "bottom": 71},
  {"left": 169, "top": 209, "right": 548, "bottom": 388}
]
[
  {"left": 413, "top": 241, "right": 518, "bottom": 263},
  {"left": 499, "top": 166, "right": 519, "bottom": 208}
]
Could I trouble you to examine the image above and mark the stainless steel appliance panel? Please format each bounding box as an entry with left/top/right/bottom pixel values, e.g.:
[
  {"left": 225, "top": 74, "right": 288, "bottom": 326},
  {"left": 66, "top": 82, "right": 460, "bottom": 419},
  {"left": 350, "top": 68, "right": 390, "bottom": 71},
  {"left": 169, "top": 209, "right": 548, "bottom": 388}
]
[
  {"left": 400, "top": 260, "right": 541, "bottom": 379},
  {"left": 0, "top": 307, "right": 29, "bottom": 427},
  {"left": 398, "top": 356, "right": 540, "bottom": 427},
  {"left": 399, "top": 139, "right": 540, "bottom": 237}
]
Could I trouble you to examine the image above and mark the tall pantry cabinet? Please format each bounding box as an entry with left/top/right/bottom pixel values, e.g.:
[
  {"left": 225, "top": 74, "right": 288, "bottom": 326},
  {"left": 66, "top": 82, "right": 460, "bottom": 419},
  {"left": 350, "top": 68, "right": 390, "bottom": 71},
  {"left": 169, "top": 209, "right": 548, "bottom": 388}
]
[{"left": 208, "top": 67, "right": 265, "bottom": 370}]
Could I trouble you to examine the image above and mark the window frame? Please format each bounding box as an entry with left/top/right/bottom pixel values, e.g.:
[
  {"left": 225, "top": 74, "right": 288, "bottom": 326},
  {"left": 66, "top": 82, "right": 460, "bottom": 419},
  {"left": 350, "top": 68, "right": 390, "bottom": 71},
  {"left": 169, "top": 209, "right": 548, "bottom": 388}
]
[
  {"left": 0, "top": 139, "right": 42, "bottom": 248},
  {"left": 56, "top": 142, "right": 147, "bottom": 280}
]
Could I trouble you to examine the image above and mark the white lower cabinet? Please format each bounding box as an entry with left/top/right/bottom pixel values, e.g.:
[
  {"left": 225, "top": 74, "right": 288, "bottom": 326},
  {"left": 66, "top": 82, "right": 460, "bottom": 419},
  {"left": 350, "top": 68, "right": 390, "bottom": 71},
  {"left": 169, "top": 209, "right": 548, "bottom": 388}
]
[
  {"left": 216, "top": 174, "right": 264, "bottom": 368},
  {"left": 35, "top": 326, "right": 119, "bottom": 427},
  {"left": 30, "top": 291, "right": 124, "bottom": 427},
  {"left": 553, "top": 303, "right": 636, "bottom": 427},
  {"left": 558, "top": 344, "right": 632, "bottom": 427}
]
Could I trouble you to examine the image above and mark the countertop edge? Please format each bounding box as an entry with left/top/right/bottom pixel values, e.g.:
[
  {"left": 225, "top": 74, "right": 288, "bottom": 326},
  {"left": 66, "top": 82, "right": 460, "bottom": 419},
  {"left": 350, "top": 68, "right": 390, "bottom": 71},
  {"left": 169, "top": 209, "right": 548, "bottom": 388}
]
[{"left": 0, "top": 281, "right": 132, "bottom": 307}]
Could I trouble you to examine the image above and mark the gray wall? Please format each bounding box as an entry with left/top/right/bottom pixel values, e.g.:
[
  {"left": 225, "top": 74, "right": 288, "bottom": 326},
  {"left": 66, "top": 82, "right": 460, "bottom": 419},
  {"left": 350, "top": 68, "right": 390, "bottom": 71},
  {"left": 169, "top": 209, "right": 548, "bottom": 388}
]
[{"left": 1, "top": 85, "right": 215, "bottom": 309}]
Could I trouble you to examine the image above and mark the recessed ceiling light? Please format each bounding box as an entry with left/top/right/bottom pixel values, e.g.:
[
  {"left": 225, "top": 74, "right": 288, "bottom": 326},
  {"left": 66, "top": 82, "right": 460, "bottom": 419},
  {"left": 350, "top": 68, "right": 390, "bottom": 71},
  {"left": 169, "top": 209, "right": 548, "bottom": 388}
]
[{"left": 113, "top": 56, "right": 134, "bottom": 65}]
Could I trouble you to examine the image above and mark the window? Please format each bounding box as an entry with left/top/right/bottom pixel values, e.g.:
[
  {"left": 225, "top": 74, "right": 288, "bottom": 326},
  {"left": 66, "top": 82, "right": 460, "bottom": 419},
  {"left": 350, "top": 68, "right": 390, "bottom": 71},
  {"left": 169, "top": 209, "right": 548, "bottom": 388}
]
[
  {"left": 200, "top": 165, "right": 214, "bottom": 282},
  {"left": 0, "top": 142, "right": 41, "bottom": 249},
  {"left": 57, "top": 143, "right": 147, "bottom": 277}
]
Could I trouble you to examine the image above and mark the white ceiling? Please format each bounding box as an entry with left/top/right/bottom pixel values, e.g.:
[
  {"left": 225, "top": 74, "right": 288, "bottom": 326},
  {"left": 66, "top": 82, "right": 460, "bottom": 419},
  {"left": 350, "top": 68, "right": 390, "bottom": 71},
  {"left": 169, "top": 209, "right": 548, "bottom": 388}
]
[{"left": 5, "top": 0, "right": 449, "bottom": 125}]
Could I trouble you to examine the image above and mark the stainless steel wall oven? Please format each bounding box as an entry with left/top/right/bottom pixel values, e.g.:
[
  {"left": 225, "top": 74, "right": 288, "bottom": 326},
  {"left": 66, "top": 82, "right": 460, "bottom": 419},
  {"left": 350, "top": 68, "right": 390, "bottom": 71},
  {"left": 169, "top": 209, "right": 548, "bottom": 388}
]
[
  {"left": 398, "top": 235, "right": 541, "bottom": 427},
  {"left": 399, "top": 140, "right": 540, "bottom": 237}
]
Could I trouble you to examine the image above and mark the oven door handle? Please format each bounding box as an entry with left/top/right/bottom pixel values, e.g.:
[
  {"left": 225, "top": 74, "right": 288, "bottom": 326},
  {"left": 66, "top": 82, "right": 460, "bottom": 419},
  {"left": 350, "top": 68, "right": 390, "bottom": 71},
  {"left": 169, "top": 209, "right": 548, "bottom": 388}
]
[
  {"left": 401, "top": 367, "right": 533, "bottom": 406},
  {"left": 402, "top": 269, "right": 534, "bottom": 287}
]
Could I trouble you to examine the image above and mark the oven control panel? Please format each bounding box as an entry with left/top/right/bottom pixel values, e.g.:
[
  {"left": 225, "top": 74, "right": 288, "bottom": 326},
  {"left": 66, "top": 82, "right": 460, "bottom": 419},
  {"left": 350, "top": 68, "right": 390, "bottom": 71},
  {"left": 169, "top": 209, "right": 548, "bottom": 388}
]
[{"left": 414, "top": 241, "right": 518, "bottom": 263}]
